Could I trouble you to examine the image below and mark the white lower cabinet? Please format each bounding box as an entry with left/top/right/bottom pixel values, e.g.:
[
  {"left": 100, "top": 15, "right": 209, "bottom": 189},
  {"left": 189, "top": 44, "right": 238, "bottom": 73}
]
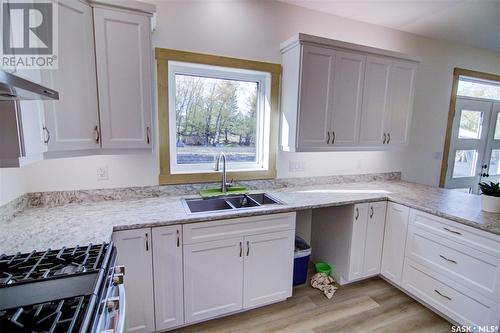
[
  {"left": 112, "top": 228, "right": 155, "bottom": 333},
  {"left": 380, "top": 202, "right": 410, "bottom": 285},
  {"left": 152, "top": 225, "right": 184, "bottom": 331},
  {"left": 183, "top": 238, "right": 244, "bottom": 323},
  {"left": 243, "top": 230, "right": 294, "bottom": 308}
]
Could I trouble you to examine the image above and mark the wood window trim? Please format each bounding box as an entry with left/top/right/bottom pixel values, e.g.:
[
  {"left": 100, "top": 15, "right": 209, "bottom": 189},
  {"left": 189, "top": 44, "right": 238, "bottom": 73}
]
[
  {"left": 155, "top": 48, "right": 281, "bottom": 185},
  {"left": 439, "top": 67, "right": 500, "bottom": 188}
]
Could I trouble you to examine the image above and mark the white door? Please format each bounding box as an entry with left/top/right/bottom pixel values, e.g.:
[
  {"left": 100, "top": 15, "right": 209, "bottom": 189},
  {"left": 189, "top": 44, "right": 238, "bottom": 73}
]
[
  {"left": 359, "top": 56, "right": 391, "bottom": 146},
  {"left": 297, "top": 45, "right": 335, "bottom": 149},
  {"left": 445, "top": 98, "right": 492, "bottom": 192},
  {"left": 482, "top": 102, "right": 500, "bottom": 186},
  {"left": 330, "top": 51, "right": 366, "bottom": 146},
  {"left": 183, "top": 238, "right": 243, "bottom": 323},
  {"left": 93, "top": 7, "right": 153, "bottom": 149},
  {"left": 43, "top": 0, "right": 100, "bottom": 152},
  {"left": 348, "top": 204, "right": 368, "bottom": 280},
  {"left": 385, "top": 60, "right": 417, "bottom": 146},
  {"left": 381, "top": 202, "right": 410, "bottom": 286},
  {"left": 152, "top": 226, "right": 184, "bottom": 331},
  {"left": 363, "top": 201, "right": 387, "bottom": 277},
  {"left": 243, "top": 230, "right": 294, "bottom": 308},
  {"left": 112, "top": 229, "right": 155, "bottom": 333}
]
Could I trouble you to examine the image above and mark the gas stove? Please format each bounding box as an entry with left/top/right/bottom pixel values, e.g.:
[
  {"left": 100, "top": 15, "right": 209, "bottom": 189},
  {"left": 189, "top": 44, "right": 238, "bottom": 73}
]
[{"left": 0, "top": 243, "right": 125, "bottom": 333}]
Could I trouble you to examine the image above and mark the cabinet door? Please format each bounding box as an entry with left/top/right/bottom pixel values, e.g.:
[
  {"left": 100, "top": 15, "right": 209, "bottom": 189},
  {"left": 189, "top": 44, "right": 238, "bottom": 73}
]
[
  {"left": 363, "top": 201, "right": 387, "bottom": 277},
  {"left": 183, "top": 238, "right": 243, "bottom": 323},
  {"left": 243, "top": 230, "right": 294, "bottom": 308},
  {"left": 386, "top": 60, "right": 417, "bottom": 146},
  {"left": 348, "top": 204, "right": 368, "bottom": 280},
  {"left": 112, "top": 229, "right": 155, "bottom": 333},
  {"left": 330, "top": 51, "right": 366, "bottom": 146},
  {"left": 297, "top": 45, "right": 335, "bottom": 149},
  {"left": 359, "top": 56, "right": 391, "bottom": 146},
  {"left": 152, "top": 226, "right": 184, "bottom": 331},
  {"left": 42, "top": 0, "right": 100, "bottom": 152},
  {"left": 94, "top": 8, "right": 153, "bottom": 149},
  {"left": 381, "top": 202, "right": 410, "bottom": 285}
]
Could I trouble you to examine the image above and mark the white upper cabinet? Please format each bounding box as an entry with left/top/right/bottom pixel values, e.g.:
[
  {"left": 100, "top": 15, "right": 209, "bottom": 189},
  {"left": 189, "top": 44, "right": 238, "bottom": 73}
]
[
  {"left": 330, "top": 51, "right": 366, "bottom": 147},
  {"left": 43, "top": 0, "right": 100, "bottom": 152},
  {"left": 94, "top": 7, "right": 153, "bottom": 149},
  {"left": 296, "top": 45, "right": 335, "bottom": 149},
  {"left": 280, "top": 33, "right": 419, "bottom": 151},
  {"left": 385, "top": 60, "right": 417, "bottom": 146},
  {"left": 359, "top": 56, "right": 391, "bottom": 146}
]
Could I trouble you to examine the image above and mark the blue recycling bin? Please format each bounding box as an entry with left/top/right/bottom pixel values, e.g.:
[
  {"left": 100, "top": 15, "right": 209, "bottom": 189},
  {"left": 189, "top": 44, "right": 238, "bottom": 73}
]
[{"left": 293, "top": 236, "right": 311, "bottom": 286}]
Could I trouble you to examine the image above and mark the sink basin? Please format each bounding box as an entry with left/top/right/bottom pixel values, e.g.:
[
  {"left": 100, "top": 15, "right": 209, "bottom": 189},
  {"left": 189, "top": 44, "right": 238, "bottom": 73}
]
[{"left": 182, "top": 193, "right": 282, "bottom": 214}]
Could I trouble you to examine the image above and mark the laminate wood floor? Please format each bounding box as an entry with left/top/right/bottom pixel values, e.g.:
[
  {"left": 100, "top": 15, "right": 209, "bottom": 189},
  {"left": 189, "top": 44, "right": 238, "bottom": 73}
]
[{"left": 172, "top": 277, "right": 452, "bottom": 333}]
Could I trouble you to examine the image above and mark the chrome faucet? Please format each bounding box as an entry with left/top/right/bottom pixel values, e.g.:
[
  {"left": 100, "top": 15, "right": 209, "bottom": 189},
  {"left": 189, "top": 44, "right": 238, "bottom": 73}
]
[{"left": 215, "top": 152, "right": 228, "bottom": 193}]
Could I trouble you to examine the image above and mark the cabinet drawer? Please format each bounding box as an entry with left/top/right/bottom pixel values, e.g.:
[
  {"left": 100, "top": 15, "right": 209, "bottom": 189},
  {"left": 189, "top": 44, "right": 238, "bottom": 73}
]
[
  {"left": 402, "top": 259, "right": 499, "bottom": 328},
  {"left": 183, "top": 213, "right": 296, "bottom": 244},
  {"left": 407, "top": 225, "right": 500, "bottom": 300},
  {"left": 409, "top": 209, "right": 500, "bottom": 258}
]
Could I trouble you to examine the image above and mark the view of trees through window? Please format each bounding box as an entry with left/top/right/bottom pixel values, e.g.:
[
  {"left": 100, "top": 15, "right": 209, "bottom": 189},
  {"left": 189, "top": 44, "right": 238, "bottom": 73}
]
[
  {"left": 174, "top": 74, "right": 258, "bottom": 165},
  {"left": 457, "top": 77, "right": 500, "bottom": 101}
]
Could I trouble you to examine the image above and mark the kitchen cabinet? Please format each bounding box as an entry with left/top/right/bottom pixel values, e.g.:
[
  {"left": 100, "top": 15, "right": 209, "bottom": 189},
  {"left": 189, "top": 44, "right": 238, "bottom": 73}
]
[
  {"left": 152, "top": 225, "right": 184, "bottom": 331},
  {"left": 42, "top": 0, "right": 100, "bottom": 152},
  {"left": 380, "top": 202, "right": 410, "bottom": 285},
  {"left": 280, "top": 33, "right": 419, "bottom": 151},
  {"left": 112, "top": 228, "right": 155, "bottom": 333},
  {"left": 311, "top": 202, "right": 386, "bottom": 285},
  {"left": 93, "top": 7, "right": 153, "bottom": 149},
  {"left": 183, "top": 213, "right": 296, "bottom": 324}
]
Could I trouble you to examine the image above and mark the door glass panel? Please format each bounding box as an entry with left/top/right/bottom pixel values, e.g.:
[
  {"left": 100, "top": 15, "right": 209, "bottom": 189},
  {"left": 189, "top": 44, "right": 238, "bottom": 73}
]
[
  {"left": 495, "top": 114, "right": 500, "bottom": 140},
  {"left": 458, "top": 110, "right": 483, "bottom": 139},
  {"left": 490, "top": 150, "right": 500, "bottom": 175},
  {"left": 452, "top": 150, "right": 478, "bottom": 178}
]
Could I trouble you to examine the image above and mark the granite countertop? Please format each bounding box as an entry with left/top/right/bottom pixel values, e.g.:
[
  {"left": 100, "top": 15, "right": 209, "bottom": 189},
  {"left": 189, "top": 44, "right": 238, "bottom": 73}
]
[{"left": 1, "top": 180, "right": 498, "bottom": 254}]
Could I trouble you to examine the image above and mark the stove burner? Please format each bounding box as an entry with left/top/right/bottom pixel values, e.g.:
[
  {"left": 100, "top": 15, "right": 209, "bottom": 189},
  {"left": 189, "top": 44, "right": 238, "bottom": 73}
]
[
  {"left": 0, "top": 295, "right": 92, "bottom": 333},
  {"left": 0, "top": 243, "right": 106, "bottom": 286}
]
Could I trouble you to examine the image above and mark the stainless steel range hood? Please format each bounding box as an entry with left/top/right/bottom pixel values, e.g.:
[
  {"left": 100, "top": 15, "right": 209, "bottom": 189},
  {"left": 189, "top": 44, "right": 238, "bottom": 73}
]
[{"left": 0, "top": 70, "right": 59, "bottom": 101}]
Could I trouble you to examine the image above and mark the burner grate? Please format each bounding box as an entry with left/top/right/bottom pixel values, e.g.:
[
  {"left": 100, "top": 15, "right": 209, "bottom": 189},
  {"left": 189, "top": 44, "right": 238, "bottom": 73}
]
[
  {"left": 0, "top": 295, "right": 91, "bottom": 333},
  {"left": 0, "top": 243, "right": 108, "bottom": 286}
]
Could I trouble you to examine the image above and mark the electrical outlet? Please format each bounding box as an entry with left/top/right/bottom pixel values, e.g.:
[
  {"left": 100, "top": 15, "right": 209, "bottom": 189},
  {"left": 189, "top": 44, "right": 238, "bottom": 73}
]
[
  {"left": 289, "top": 160, "right": 305, "bottom": 172},
  {"left": 96, "top": 166, "right": 109, "bottom": 181}
]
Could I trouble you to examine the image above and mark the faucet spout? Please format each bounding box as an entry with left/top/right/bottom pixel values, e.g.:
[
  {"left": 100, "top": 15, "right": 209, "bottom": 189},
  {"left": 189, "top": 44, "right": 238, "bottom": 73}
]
[{"left": 215, "top": 152, "right": 227, "bottom": 193}]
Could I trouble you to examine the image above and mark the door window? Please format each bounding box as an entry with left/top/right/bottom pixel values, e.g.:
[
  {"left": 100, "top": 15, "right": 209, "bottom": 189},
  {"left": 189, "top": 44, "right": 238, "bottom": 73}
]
[
  {"left": 452, "top": 150, "right": 478, "bottom": 178},
  {"left": 489, "top": 150, "right": 500, "bottom": 175},
  {"left": 458, "top": 110, "right": 483, "bottom": 139}
]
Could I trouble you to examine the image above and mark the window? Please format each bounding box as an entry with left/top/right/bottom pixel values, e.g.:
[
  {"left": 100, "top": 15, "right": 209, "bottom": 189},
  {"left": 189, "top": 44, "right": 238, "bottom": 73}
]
[
  {"left": 458, "top": 110, "right": 483, "bottom": 139},
  {"left": 156, "top": 49, "right": 281, "bottom": 184},
  {"left": 457, "top": 76, "right": 500, "bottom": 101}
]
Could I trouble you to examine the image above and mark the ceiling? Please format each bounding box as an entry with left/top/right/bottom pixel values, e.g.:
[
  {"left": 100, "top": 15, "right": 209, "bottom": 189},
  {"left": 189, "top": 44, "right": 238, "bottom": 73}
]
[{"left": 279, "top": 0, "right": 500, "bottom": 52}]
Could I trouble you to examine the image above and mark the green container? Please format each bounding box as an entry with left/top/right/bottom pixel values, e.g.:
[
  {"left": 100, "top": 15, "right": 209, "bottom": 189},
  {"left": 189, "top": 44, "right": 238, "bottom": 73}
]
[
  {"left": 199, "top": 186, "right": 248, "bottom": 198},
  {"left": 315, "top": 262, "right": 332, "bottom": 276}
]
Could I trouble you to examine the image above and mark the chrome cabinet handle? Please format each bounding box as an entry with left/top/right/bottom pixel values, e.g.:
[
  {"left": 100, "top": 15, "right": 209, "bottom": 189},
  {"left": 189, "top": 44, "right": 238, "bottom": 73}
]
[
  {"left": 246, "top": 241, "right": 250, "bottom": 256},
  {"left": 387, "top": 133, "right": 390, "bottom": 144},
  {"left": 439, "top": 255, "right": 457, "bottom": 264},
  {"left": 355, "top": 207, "right": 359, "bottom": 220},
  {"left": 434, "top": 289, "right": 452, "bottom": 301},
  {"left": 43, "top": 126, "right": 50, "bottom": 144},
  {"left": 443, "top": 227, "right": 462, "bottom": 235},
  {"left": 327, "top": 131, "right": 330, "bottom": 144},
  {"left": 370, "top": 206, "right": 374, "bottom": 218},
  {"left": 383, "top": 133, "right": 386, "bottom": 144},
  {"left": 176, "top": 229, "right": 180, "bottom": 247},
  {"left": 145, "top": 233, "right": 149, "bottom": 251},
  {"left": 146, "top": 126, "right": 151, "bottom": 144},
  {"left": 239, "top": 241, "right": 242, "bottom": 257},
  {"left": 332, "top": 131, "right": 335, "bottom": 144},
  {"left": 94, "top": 125, "right": 100, "bottom": 144}
]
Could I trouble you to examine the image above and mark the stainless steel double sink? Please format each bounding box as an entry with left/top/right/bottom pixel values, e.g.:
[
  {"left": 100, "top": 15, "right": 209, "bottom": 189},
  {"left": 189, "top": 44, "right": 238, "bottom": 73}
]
[{"left": 182, "top": 193, "right": 282, "bottom": 214}]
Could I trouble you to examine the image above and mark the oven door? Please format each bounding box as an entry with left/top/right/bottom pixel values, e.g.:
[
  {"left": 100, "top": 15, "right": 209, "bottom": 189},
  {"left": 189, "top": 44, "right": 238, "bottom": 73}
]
[{"left": 92, "top": 282, "right": 126, "bottom": 333}]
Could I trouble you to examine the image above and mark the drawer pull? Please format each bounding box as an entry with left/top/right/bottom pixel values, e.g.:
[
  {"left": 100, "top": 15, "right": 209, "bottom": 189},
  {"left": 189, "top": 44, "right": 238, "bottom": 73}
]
[
  {"left": 355, "top": 207, "right": 359, "bottom": 220},
  {"left": 434, "top": 289, "right": 452, "bottom": 301},
  {"left": 239, "top": 241, "right": 242, "bottom": 257},
  {"left": 439, "top": 255, "right": 457, "bottom": 264},
  {"left": 443, "top": 227, "right": 462, "bottom": 235}
]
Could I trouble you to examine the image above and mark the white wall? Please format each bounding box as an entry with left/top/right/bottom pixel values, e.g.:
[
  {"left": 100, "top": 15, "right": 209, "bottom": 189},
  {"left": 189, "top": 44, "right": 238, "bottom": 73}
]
[
  {"left": 0, "top": 168, "right": 26, "bottom": 205},
  {"left": 2, "top": 0, "right": 499, "bottom": 203}
]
